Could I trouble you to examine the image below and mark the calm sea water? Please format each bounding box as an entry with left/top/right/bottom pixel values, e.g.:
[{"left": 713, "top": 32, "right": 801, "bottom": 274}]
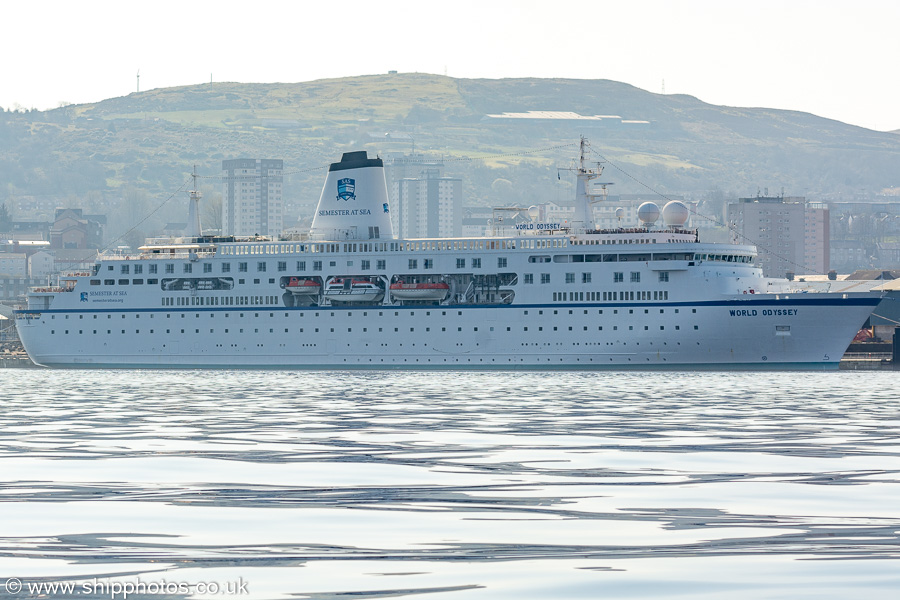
[{"left": 0, "top": 370, "right": 898, "bottom": 600}]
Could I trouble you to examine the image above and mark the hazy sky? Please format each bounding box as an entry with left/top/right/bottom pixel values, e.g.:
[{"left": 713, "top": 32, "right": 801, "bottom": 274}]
[{"left": 3, "top": 0, "right": 898, "bottom": 131}]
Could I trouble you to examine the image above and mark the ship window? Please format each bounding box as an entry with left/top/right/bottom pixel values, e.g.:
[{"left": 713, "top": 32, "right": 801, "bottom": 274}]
[
  {"left": 90, "top": 280, "right": 100, "bottom": 286},
  {"left": 149, "top": 265, "right": 157, "bottom": 274},
  {"left": 472, "top": 258, "right": 482, "bottom": 268},
  {"left": 540, "top": 273, "right": 550, "bottom": 284},
  {"left": 222, "top": 263, "right": 231, "bottom": 273},
  {"left": 424, "top": 259, "right": 433, "bottom": 269},
  {"left": 165, "top": 264, "right": 174, "bottom": 273},
  {"left": 184, "top": 264, "right": 192, "bottom": 273},
  {"left": 582, "top": 273, "right": 591, "bottom": 283},
  {"left": 409, "top": 259, "right": 418, "bottom": 269},
  {"left": 361, "top": 260, "right": 370, "bottom": 271},
  {"left": 134, "top": 265, "right": 142, "bottom": 274},
  {"left": 614, "top": 272, "right": 623, "bottom": 283},
  {"left": 659, "top": 272, "right": 669, "bottom": 282},
  {"left": 121, "top": 265, "right": 130, "bottom": 274},
  {"left": 239, "top": 262, "right": 248, "bottom": 272},
  {"left": 498, "top": 257, "right": 507, "bottom": 268},
  {"left": 376, "top": 260, "right": 386, "bottom": 270},
  {"left": 297, "top": 261, "right": 306, "bottom": 271},
  {"left": 104, "top": 279, "right": 115, "bottom": 285},
  {"left": 257, "top": 262, "right": 267, "bottom": 272},
  {"left": 630, "top": 272, "right": 640, "bottom": 283},
  {"left": 524, "top": 274, "right": 533, "bottom": 284},
  {"left": 457, "top": 258, "right": 465, "bottom": 268},
  {"left": 565, "top": 273, "right": 575, "bottom": 283},
  {"left": 133, "top": 279, "right": 143, "bottom": 285},
  {"left": 313, "top": 261, "right": 322, "bottom": 271}
]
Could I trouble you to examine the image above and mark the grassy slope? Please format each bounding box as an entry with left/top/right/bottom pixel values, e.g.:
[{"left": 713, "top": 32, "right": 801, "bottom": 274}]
[{"left": 3, "top": 73, "right": 900, "bottom": 214}]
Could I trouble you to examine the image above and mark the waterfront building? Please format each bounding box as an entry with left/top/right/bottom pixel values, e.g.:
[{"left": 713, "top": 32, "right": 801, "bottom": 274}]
[
  {"left": 222, "top": 159, "right": 284, "bottom": 236},
  {"left": 728, "top": 195, "right": 829, "bottom": 278},
  {"left": 390, "top": 166, "right": 461, "bottom": 238}
]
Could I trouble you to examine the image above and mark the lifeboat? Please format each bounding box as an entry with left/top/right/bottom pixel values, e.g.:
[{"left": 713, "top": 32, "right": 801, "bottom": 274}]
[
  {"left": 324, "top": 278, "right": 384, "bottom": 304},
  {"left": 284, "top": 277, "right": 321, "bottom": 297},
  {"left": 390, "top": 282, "right": 450, "bottom": 301}
]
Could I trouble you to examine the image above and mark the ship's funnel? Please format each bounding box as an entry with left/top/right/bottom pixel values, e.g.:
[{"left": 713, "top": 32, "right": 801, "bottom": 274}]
[{"left": 309, "top": 151, "right": 394, "bottom": 240}]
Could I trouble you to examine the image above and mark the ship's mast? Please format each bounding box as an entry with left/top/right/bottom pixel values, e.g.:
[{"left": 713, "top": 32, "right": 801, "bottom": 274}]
[
  {"left": 186, "top": 165, "right": 203, "bottom": 239},
  {"left": 568, "top": 137, "right": 607, "bottom": 233}
]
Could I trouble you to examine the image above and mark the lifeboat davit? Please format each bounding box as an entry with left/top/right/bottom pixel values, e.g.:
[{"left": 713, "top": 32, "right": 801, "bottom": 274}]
[
  {"left": 284, "top": 277, "right": 321, "bottom": 296},
  {"left": 324, "top": 278, "right": 384, "bottom": 303},
  {"left": 390, "top": 282, "right": 450, "bottom": 301}
]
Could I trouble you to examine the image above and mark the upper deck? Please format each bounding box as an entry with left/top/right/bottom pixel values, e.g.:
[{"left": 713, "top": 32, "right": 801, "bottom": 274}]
[{"left": 101, "top": 226, "right": 713, "bottom": 262}]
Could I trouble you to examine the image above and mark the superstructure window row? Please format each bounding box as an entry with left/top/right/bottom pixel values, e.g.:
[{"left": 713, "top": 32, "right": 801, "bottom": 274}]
[
  {"left": 217, "top": 238, "right": 530, "bottom": 256},
  {"left": 93, "top": 278, "right": 159, "bottom": 286},
  {"left": 552, "top": 290, "right": 669, "bottom": 302}
]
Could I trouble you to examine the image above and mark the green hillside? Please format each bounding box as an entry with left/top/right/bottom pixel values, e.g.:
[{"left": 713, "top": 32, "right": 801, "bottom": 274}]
[{"left": 2, "top": 73, "right": 899, "bottom": 242}]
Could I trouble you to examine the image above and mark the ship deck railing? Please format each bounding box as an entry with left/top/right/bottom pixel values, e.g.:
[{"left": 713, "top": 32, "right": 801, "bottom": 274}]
[{"left": 100, "top": 251, "right": 218, "bottom": 261}]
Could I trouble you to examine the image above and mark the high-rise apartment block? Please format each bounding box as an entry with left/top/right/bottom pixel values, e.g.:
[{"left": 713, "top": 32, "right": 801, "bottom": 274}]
[
  {"left": 727, "top": 195, "right": 829, "bottom": 278},
  {"left": 222, "top": 159, "right": 283, "bottom": 236},
  {"left": 389, "top": 164, "right": 461, "bottom": 238}
]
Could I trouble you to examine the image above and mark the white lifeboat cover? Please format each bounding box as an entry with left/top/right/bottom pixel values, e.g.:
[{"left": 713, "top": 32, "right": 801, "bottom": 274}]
[{"left": 309, "top": 151, "right": 394, "bottom": 240}]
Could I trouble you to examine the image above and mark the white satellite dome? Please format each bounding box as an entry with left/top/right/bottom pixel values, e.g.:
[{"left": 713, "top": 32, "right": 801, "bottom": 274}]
[
  {"left": 637, "top": 202, "right": 660, "bottom": 225},
  {"left": 614, "top": 207, "right": 625, "bottom": 220},
  {"left": 527, "top": 205, "right": 540, "bottom": 219},
  {"left": 662, "top": 201, "right": 690, "bottom": 227}
]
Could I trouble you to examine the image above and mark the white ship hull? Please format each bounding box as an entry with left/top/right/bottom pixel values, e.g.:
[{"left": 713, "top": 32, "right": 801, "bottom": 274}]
[{"left": 15, "top": 294, "right": 877, "bottom": 369}]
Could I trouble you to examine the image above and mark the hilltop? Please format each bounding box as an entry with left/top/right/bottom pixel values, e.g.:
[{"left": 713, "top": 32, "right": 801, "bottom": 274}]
[{"left": 2, "top": 73, "right": 899, "bottom": 241}]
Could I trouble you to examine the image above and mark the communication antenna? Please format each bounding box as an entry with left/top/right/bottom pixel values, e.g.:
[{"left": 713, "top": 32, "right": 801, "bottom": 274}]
[
  {"left": 136, "top": 69, "right": 140, "bottom": 93},
  {"left": 661, "top": 79, "right": 665, "bottom": 94}
]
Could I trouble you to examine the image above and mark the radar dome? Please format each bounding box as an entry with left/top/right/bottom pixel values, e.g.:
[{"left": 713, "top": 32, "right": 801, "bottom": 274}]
[
  {"left": 527, "top": 205, "right": 540, "bottom": 219},
  {"left": 614, "top": 207, "right": 625, "bottom": 220},
  {"left": 637, "top": 202, "right": 660, "bottom": 225},
  {"left": 662, "top": 201, "right": 690, "bottom": 227}
]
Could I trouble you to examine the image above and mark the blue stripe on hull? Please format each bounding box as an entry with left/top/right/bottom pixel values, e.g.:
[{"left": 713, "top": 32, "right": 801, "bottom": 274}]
[{"left": 13, "top": 295, "right": 883, "bottom": 316}]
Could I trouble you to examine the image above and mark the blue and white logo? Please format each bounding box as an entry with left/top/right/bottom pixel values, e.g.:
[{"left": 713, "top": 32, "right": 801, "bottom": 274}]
[
  {"left": 383, "top": 203, "right": 390, "bottom": 213},
  {"left": 80, "top": 292, "right": 88, "bottom": 302},
  {"left": 336, "top": 178, "right": 356, "bottom": 201}
]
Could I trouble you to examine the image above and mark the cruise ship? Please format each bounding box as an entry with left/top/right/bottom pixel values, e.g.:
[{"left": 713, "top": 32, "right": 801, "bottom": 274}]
[{"left": 14, "top": 141, "right": 880, "bottom": 368}]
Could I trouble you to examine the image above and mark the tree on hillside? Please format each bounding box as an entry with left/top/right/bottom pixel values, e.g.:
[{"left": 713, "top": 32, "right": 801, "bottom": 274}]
[
  {"left": 0, "top": 202, "right": 10, "bottom": 231},
  {"left": 200, "top": 184, "right": 223, "bottom": 232}
]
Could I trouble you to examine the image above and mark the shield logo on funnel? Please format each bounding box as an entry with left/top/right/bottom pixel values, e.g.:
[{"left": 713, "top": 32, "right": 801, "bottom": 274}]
[{"left": 336, "top": 178, "right": 356, "bottom": 201}]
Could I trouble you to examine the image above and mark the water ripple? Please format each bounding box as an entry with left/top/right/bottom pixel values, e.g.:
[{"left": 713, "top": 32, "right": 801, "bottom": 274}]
[{"left": 0, "top": 370, "right": 898, "bottom": 599}]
